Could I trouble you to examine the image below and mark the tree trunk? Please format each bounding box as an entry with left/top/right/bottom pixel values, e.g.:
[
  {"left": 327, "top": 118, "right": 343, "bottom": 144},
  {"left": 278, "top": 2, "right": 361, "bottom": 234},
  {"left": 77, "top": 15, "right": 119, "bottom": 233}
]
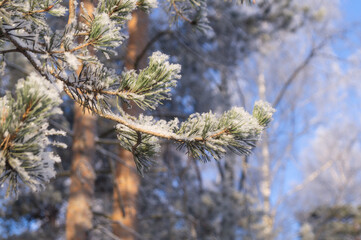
[
  {"left": 66, "top": 1, "right": 96, "bottom": 240},
  {"left": 258, "top": 73, "right": 273, "bottom": 240},
  {"left": 112, "top": 9, "right": 148, "bottom": 239},
  {"left": 66, "top": 105, "right": 96, "bottom": 240}
]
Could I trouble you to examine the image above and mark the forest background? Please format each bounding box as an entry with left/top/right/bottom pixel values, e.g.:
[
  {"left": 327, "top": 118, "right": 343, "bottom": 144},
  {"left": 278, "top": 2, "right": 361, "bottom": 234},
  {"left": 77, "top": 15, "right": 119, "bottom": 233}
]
[{"left": 1, "top": 0, "right": 361, "bottom": 239}]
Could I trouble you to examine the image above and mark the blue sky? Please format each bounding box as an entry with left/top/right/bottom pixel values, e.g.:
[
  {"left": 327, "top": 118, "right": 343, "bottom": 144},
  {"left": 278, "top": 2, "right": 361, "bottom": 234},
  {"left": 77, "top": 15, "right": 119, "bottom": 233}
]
[
  {"left": 336, "top": 0, "right": 361, "bottom": 59},
  {"left": 343, "top": 0, "right": 361, "bottom": 22},
  {"left": 280, "top": 2, "right": 361, "bottom": 238}
]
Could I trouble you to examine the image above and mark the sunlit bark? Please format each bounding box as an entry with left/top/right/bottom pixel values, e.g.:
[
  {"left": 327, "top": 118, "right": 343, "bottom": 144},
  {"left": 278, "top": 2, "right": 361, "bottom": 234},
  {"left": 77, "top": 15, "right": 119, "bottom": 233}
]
[
  {"left": 66, "top": 1, "right": 96, "bottom": 240},
  {"left": 112, "top": 9, "right": 148, "bottom": 239}
]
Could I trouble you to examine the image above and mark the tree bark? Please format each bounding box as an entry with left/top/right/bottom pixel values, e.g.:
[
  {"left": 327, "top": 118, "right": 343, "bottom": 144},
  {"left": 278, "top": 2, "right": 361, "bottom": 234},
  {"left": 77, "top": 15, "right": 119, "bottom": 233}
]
[
  {"left": 66, "top": 105, "right": 96, "bottom": 240},
  {"left": 66, "top": 1, "right": 96, "bottom": 240},
  {"left": 112, "top": 9, "right": 148, "bottom": 239},
  {"left": 258, "top": 73, "right": 273, "bottom": 240}
]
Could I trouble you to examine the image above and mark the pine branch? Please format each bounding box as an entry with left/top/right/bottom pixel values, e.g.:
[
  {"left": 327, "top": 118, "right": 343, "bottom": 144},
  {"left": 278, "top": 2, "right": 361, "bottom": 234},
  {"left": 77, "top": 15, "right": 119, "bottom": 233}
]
[
  {"left": 0, "top": 0, "right": 8, "bottom": 7},
  {"left": 0, "top": 73, "right": 64, "bottom": 196},
  {"left": 0, "top": 0, "right": 274, "bottom": 183}
]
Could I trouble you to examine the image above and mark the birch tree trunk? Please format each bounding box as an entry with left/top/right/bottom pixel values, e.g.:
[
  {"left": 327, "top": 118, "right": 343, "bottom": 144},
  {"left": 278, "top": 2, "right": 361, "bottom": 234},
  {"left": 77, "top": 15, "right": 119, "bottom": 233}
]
[
  {"left": 66, "top": 1, "right": 96, "bottom": 239},
  {"left": 258, "top": 73, "right": 273, "bottom": 240},
  {"left": 112, "top": 9, "right": 148, "bottom": 239}
]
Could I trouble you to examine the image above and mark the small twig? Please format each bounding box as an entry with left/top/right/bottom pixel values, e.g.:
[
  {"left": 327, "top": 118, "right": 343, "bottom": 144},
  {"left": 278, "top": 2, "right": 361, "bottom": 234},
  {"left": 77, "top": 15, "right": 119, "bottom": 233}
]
[
  {"left": 0, "top": 100, "right": 34, "bottom": 151},
  {"left": 134, "top": 30, "right": 173, "bottom": 69},
  {"left": 96, "top": 146, "right": 138, "bottom": 173},
  {"left": 3, "top": 30, "right": 46, "bottom": 77},
  {"left": 0, "top": 0, "right": 8, "bottom": 7},
  {"left": 216, "top": 160, "right": 225, "bottom": 182},
  {"left": 49, "top": 119, "right": 121, "bottom": 145},
  {"left": 131, "top": 132, "right": 142, "bottom": 154},
  {"left": 208, "top": 128, "right": 229, "bottom": 139},
  {"left": 24, "top": 5, "right": 54, "bottom": 16},
  {"left": 5, "top": 60, "right": 30, "bottom": 75},
  {"left": 272, "top": 40, "right": 327, "bottom": 108},
  {"left": 93, "top": 224, "right": 121, "bottom": 240},
  {"left": 93, "top": 211, "right": 146, "bottom": 240},
  {"left": 171, "top": 0, "right": 193, "bottom": 24},
  {"left": 51, "top": 41, "right": 93, "bottom": 54},
  {"left": 56, "top": 169, "right": 111, "bottom": 177}
]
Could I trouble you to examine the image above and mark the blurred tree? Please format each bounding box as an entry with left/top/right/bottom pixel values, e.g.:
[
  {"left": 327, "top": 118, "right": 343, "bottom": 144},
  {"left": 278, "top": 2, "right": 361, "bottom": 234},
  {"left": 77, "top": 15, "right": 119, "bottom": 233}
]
[
  {"left": 112, "top": 8, "right": 149, "bottom": 239},
  {"left": 65, "top": 1, "right": 97, "bottom": 240},
  {"left": 299, "top": 205, "right": 361, "bottom": 240}
]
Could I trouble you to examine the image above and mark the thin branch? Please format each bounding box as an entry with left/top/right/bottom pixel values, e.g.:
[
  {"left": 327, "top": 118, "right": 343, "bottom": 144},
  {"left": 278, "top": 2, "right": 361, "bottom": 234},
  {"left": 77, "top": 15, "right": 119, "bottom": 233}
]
[
  {"left": 2, "top": 29, "right": 48, "bottom": 80},
  {"left": 171, "top": 0, "right": 193, "bottom": 24},
  {"left": 134, "top": 30, "right": 173, "bottom": 69},
  {"left": 5, "top": 60, "right": 30, "bottom": 75},
  {"left": 49, "top": 119, "right": 121, "bottom": 145},
  {"left": 49, "top": 121, "right": 135, "bottom": 172},
  {"left": 0, "top": 49, "right": 20, "bottom": 54},
  {"left": 208, "top": 128, "right": 229, "bottom": 139},
  {"left": 93, "top": 211, "right": 146, "bottom": 240},
  {"left": 216, "top": 160, "right": 225, "bottom": 182},
  {"left": 0, "top": 0, "right": 8, "bottom": 7},
  {"left": 24, "top": 4, "right": 54, "bottom": 16},
  {"left": 51, "top": 41, "right": 93, "bottom": 54},
  {"left": 56, "top": 169, "right": 111, "bottom": 177},
  {"left": 49, "top": 120, "right": 73, "bottom": 135},
  {"left": 1, "top": 100, "right": 34, "bottom": 150},
  {"left": 175, "top": 33, "right": 224, "bottom": 69},
  {"left": 272, "top": 40, "right": 327, "bottom": 108},
  {"left": 276, "top": 135, "right": 359, "bottom": 206},
  {"left": 3, "top": 29, "right": 97, "bottom": 92},
  {"left": 131, "top": 131, "right": 142, "bottom": 153},
  {"left": 93, "top": 225, "right": 121, "bottom": 240},
  {"left": 276, "top": 158, "right": 334, "bottom": 207},
  {"left": 96, "top": 146, "right": 138, "bottom": 173}
]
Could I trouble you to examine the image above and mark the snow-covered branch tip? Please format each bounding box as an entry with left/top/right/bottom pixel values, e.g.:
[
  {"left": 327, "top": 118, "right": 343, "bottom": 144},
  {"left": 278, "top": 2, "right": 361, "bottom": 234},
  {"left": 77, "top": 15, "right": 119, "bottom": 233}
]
[
  {"left": 116, "top": 51, "right": 181, "bottom": 110},
  {"left": 0, "top": 73, "right": 65, "bottom": 196},
  {"left": 115, "top": 103, "right": 275, "bottom": 174},
  {"left": 253, "top": 100, "right": 276, "bottom": 127}
]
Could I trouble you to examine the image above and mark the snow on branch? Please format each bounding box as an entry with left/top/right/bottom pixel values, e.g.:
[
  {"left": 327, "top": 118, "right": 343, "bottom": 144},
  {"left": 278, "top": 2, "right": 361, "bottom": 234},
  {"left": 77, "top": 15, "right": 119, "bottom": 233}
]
[
  {"left": 116, "top": 51, "right": 181, "bottom": 110},
  {"left": 0, "top": 73, "right": 64, "bottom": 196},
  {"left": 0, "top": 0, "right": 274, "bottom": 193},
  {"left": 114, "top": 101, "right": 275, "bottom": 173}
]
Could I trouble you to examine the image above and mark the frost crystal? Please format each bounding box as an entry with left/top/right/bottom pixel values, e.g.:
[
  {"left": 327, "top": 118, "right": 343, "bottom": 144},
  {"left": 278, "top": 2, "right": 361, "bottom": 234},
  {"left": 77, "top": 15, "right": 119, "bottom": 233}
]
[
  {"left": 145, "top": 0, "right": 158, "bottom": 9},
  {"left": 64, "top": 52, "right": 81, "bottom": 71},
  {"left": 253, "top": 100, "right": 276, "bottom": 127}
]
